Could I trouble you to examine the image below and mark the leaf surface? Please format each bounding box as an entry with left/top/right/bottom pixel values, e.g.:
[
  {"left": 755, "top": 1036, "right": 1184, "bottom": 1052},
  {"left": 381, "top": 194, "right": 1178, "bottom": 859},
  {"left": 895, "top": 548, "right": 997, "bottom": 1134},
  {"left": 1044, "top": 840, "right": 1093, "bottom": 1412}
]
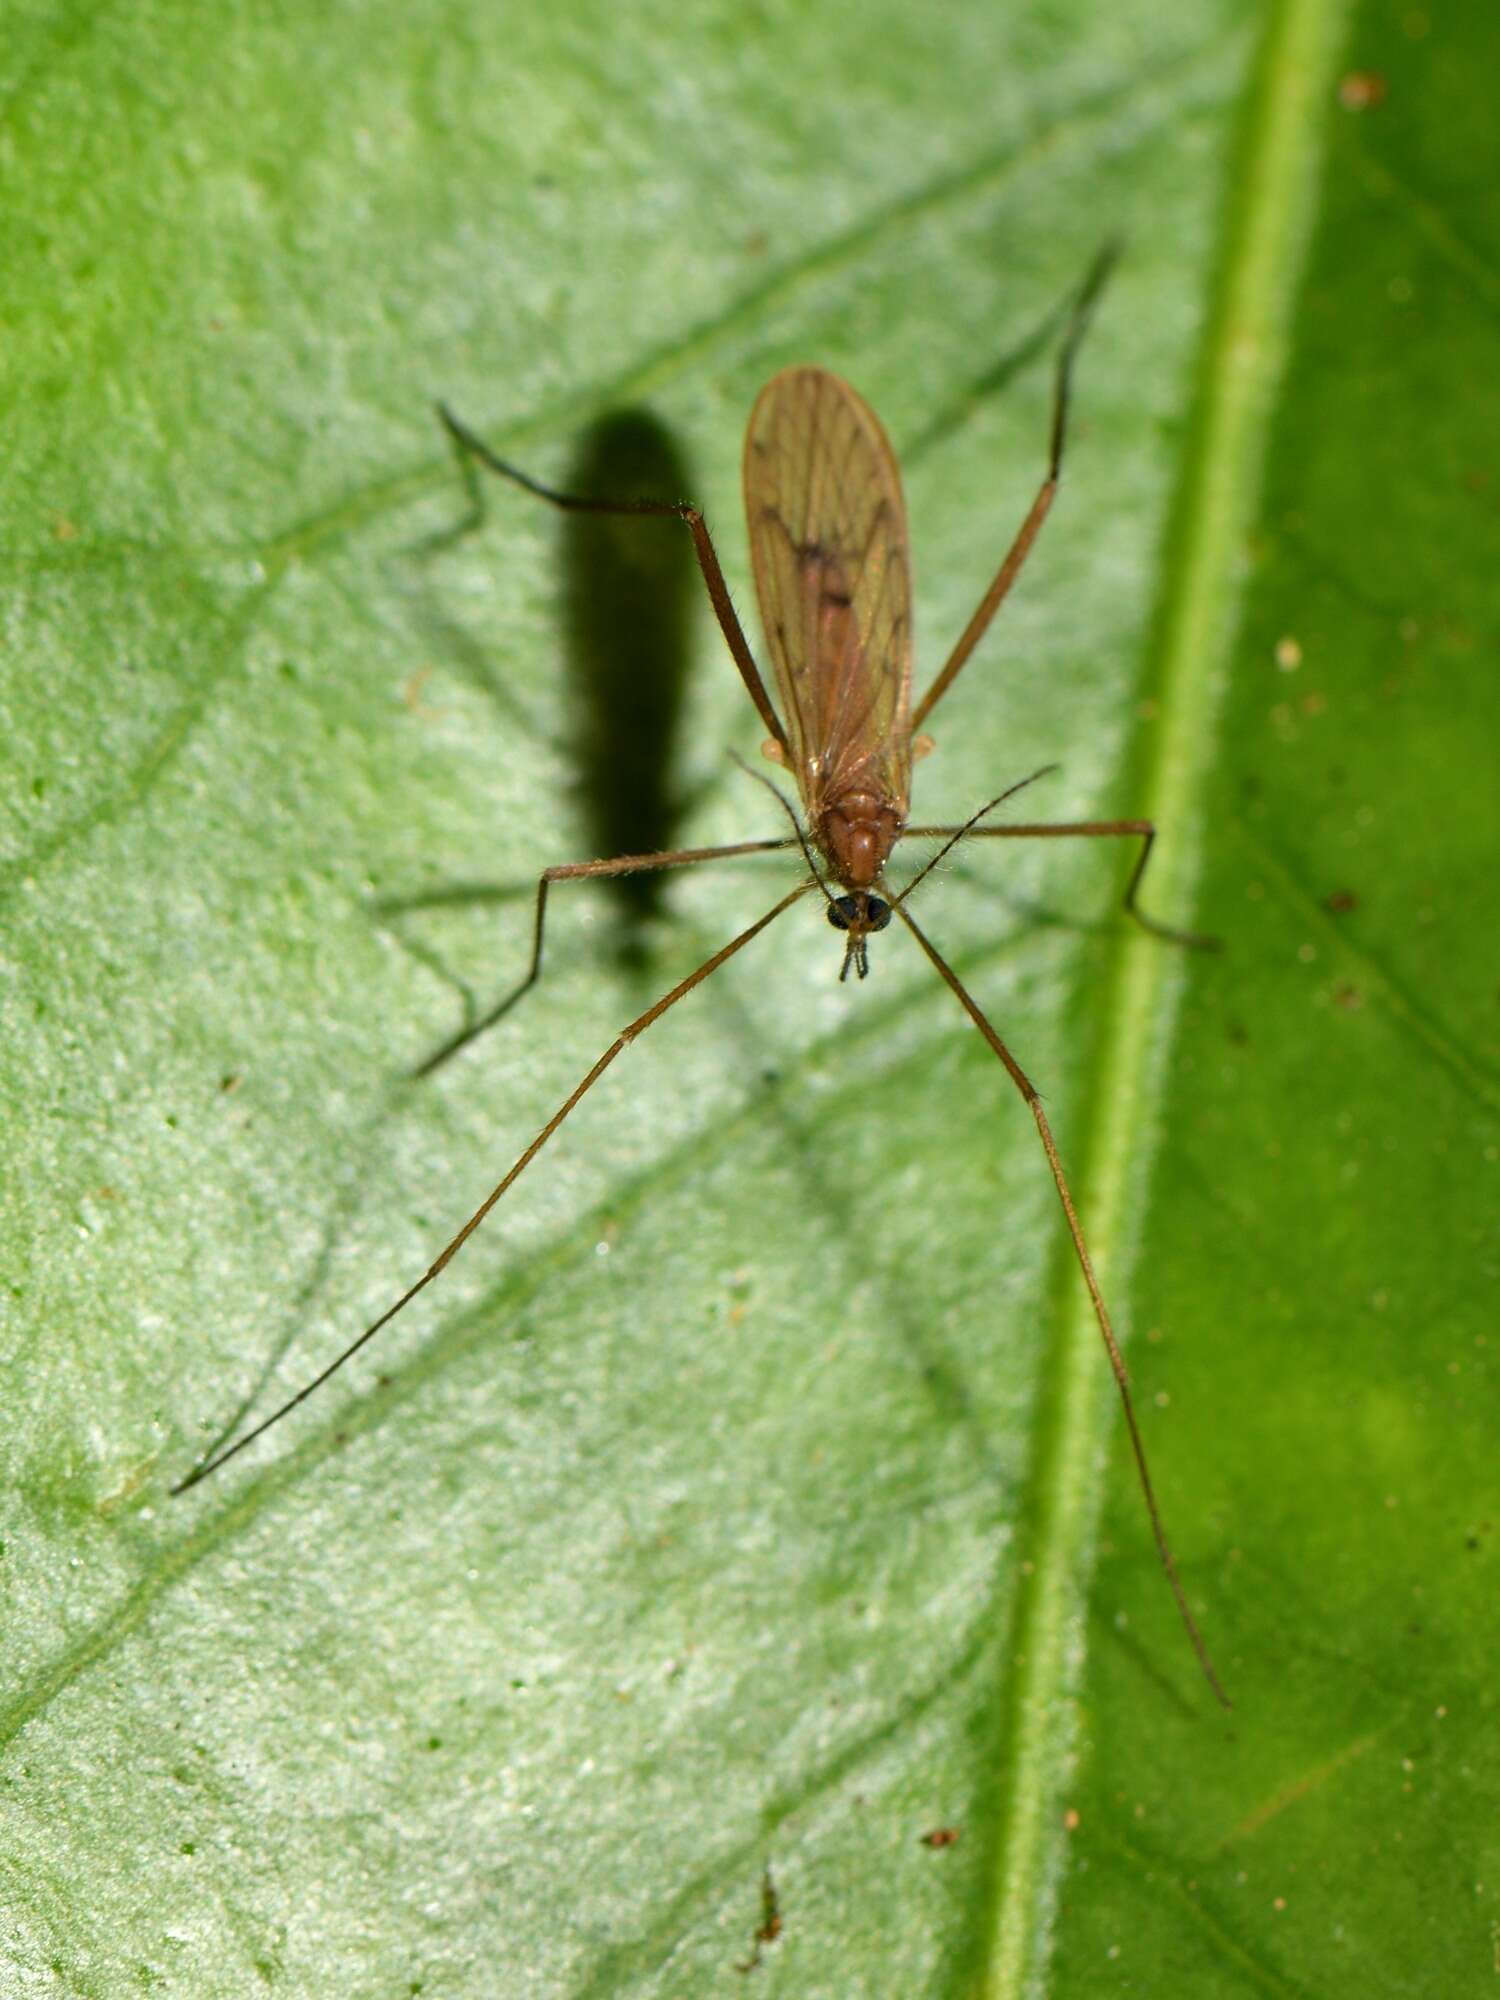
[{"left": 4, "top": 2, "right": 1491, "bottom": 1995}]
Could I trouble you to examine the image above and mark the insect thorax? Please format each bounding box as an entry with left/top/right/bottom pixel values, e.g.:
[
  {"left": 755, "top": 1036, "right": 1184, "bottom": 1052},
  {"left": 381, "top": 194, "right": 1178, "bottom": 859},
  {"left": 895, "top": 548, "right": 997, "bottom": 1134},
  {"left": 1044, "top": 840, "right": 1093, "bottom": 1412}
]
[{"left": 816, "top": 786, "right": 904, "bottom": 891}]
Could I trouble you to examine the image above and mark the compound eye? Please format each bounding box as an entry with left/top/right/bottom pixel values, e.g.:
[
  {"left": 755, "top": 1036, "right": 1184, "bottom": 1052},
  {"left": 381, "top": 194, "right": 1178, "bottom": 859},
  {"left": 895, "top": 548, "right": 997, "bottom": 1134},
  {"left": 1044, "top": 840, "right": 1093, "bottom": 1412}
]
[
  {"left": 826, "top": 896, "right": 856, "bottom": 932},
  {"left": 865, "top": 895, "right": 892, "bottom": 932}
]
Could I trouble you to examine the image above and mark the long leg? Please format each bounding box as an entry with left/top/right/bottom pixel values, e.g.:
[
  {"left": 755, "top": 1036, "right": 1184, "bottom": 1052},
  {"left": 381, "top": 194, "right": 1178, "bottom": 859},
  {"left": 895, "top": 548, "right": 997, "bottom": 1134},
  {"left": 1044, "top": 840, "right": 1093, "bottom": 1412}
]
[
  {"left": 903, "top": 818, "right": 1220, "bottom": 950},
  {"left": 438, "top": 404, "right": 790, "bottom": 757},
  {"left": 893, "top": 902, "right": 1230, "bottom": 1707},
  {"left": 174, "top": 882, "right": 814, "bottom": 1493},
  {"left": 414, "top": 834, "right": 803, "bottom": 1078},
  {"left": 910, "top": 242, "right": 1118, "bottom": 733}
]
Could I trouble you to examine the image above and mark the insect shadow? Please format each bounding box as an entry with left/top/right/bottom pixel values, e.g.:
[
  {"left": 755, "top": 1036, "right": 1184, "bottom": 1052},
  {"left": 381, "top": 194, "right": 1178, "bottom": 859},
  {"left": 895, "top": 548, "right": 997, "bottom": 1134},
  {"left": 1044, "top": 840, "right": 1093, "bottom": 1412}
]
[
  {"left": 383, "top": 408, "right": 705, "bottom": 1072},
  {"left": 558, "top": 409, "right": 698, "bottom": 933}
]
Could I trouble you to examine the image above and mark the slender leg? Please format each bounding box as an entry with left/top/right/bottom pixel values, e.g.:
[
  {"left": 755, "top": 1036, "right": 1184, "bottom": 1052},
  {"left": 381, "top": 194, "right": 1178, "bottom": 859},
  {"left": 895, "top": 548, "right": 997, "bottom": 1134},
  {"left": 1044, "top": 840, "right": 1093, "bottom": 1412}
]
[
  {"left": 903, "top": 818, "right": 1221, "bottom": 950},
  {"left": 910, "top": 243, "right": 1118, "bottom": 733},
  {"left": 414, "top": 835, "right": 803, "bottom": 1078},
  {"left": 438, "top": 404, "right": 790, "bottom": 757},
  {"left": 174, "top": 882, "right": 815, "bottom": 1493},
  {"left": 893, "top": 902, "right": 1230, "bottom": 1707}
]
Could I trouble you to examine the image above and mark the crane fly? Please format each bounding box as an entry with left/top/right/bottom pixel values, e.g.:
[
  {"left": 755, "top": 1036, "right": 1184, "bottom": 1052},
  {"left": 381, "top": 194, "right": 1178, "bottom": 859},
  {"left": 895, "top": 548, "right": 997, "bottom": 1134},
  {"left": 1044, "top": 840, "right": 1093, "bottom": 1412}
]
[{"left": 176, "top": 250, "right": 1229, "bottom": 1706}]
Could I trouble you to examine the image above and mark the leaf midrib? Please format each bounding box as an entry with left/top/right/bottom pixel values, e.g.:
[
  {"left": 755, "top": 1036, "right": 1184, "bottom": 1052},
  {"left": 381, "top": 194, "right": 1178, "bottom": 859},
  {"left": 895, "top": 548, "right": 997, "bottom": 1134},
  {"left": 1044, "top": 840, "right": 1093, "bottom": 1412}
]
[{"left": 976, "top": 1, "right": 1353, "bottom": 1992}]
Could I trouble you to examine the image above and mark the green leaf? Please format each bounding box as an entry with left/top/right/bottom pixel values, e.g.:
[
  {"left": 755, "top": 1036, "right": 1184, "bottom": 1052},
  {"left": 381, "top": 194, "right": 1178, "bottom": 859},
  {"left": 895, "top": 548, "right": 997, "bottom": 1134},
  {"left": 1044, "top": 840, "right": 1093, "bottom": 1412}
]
[
  {"left": 1051, "top": 6, "right": 1500, "bottom": 1996},
  {"left": 4, "top": 1, "right": 1492, "bottom": 1994}
]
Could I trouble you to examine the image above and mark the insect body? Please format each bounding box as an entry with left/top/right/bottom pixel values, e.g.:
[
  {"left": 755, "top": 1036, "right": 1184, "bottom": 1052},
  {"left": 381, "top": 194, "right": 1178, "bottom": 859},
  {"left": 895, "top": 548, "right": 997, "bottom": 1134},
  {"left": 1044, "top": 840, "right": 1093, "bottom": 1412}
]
[
  {"left": 745, "top": 366, "right": 912, "bottom": 961},
  {"left": 177, "top": 251, "right": 1228, "bottom": 1705}
]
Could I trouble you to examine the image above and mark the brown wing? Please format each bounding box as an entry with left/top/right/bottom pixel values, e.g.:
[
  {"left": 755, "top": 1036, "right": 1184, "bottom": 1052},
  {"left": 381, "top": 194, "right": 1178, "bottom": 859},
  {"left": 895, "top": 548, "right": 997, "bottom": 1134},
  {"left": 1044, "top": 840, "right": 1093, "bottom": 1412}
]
[{"left": 742, "top": 368, "right": 912, "bottom": 820}]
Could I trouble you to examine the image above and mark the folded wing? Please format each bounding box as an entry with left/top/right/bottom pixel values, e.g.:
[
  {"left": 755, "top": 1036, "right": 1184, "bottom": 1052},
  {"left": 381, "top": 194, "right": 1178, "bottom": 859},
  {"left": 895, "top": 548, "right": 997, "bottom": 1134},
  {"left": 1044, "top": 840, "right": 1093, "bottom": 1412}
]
[{"left": 743, "top": 367, "right": 913, "bottom": 824}]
